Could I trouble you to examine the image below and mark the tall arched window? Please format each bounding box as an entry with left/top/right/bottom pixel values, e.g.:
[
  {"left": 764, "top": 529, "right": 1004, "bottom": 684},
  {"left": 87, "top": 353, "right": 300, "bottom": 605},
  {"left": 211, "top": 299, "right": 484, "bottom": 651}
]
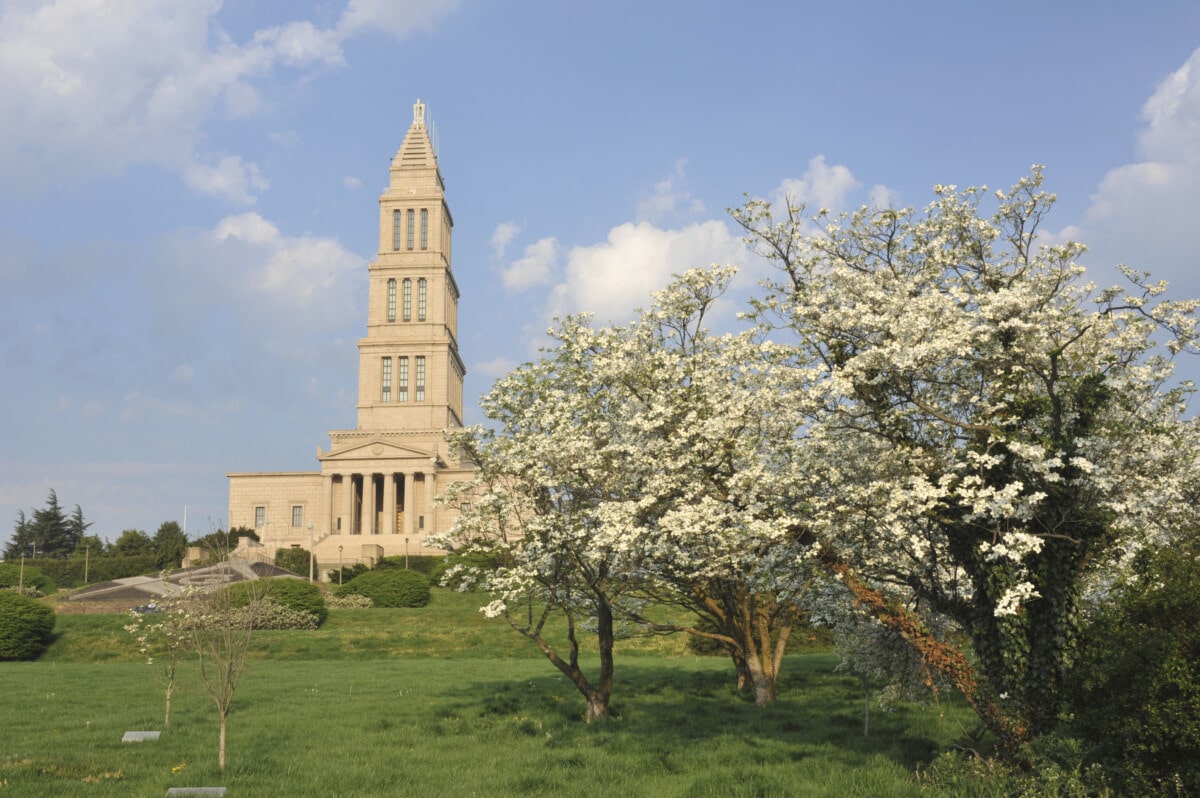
[
  {"left": 418, "top": 278, "right": 427, "bottom": 321},
  {"left": 386, "top": 279, "right": 396, "bottom": 322}
]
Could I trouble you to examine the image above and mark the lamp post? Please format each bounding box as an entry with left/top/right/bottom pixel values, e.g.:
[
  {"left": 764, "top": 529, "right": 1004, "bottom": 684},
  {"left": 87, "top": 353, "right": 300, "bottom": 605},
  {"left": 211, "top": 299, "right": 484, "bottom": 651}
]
[
  {"left": 338, "top": 545, "right": 344, "bottom": 586},
  {"left": 307, "top": 523, "right": 314, "bottom": 583},
  {"left": 405, "top": 537, "right": 409, "bottom": 570}
]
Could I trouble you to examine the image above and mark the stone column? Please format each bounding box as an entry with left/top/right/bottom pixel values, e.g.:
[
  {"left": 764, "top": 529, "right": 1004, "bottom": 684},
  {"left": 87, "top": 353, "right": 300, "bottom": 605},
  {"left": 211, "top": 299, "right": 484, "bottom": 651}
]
[
  {"left": 342, "top": 473, "right": 355, "bottom": 535},
  {"left": 363, "top": 474, "right": 377, "bottom": 535},
  {"left": 383, "top": 473, "right": 397, "bottom": 535},
  {"left": 403, "top": 472, "right": 416, "bottom": 538},
  {"left": 426, "top": 469, "right": 437, "bottom": 538},
  {"left": 323, "top": 473, "right": 334, "bottom": 537}
]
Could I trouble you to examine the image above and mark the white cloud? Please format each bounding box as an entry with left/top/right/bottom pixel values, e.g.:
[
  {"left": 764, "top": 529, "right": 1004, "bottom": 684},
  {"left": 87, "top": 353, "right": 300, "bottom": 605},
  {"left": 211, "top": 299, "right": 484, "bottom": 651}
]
[
  {"left": 772, "top": 155, "right": 861, "bottom": 213},
  {"left": 473, "top": 355, "right": 519, "bottom": 379},
  {"left": 337, "top": 0, "right": 462, "bottom": 39},
  {"left": 501, "top": 236, "right": 559, "bottom": 293},
  {"left": 1060, "top": 46, "right": 1200, "bottom": 298},
  {"left": 490, "top": 222, "right": 521, "bottom": 259},
  {"left": 343, "top": 175, "right": 363, "bottom": 189},
  {"left": 209, "top": 212, "right": 363, "bottom": 317},
  {"left": 184, "top": 155, "right": 270, "bottom": 205},
  {"left": 638, "top": 159, "right": 705, "bottom": 224},
  {"left": 546, "top": 220, "right": 745, "bottom": 324},
  {"left": 0, "top": 0, "right": 461, "bottom": 199}
]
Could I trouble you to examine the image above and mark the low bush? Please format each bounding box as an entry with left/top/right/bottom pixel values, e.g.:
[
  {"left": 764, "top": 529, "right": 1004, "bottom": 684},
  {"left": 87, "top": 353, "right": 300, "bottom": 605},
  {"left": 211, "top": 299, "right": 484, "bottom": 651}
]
[
  {"left": 223, "top": 578, "right": 327, "bottom": 626},
  {"left": 326, "top": 563, "right": 369, "bottom": 584},
  {"left": 0, "top": 591, "right": 56, "bottom": 660},
  {"left": 0, "top": 562, "right": 56, "bottom": 595},
  {"left": 1068, "top": 539, "right": 1200, "bottom": 795},
  {"left": 239, "top": 598, "right": 320, "bottom": 630},
  {"left": 336, "top": 569, "right": 430, "bottom": 608},
  {"left": 325, "top": 593, "right": 374, "bottom": 609}
]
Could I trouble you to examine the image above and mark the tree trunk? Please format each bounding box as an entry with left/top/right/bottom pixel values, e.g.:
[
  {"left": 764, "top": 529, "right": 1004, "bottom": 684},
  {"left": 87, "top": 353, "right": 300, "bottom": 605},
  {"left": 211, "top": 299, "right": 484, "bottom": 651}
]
[
  {"left": 218, "top": 709, "right": 227, "bottom": 771},
  {"left": 744, "top": 649, "right": 777, "bottom": 706},
  {"left": 862, "top": 674, "right": 871, "bottom": 737}
]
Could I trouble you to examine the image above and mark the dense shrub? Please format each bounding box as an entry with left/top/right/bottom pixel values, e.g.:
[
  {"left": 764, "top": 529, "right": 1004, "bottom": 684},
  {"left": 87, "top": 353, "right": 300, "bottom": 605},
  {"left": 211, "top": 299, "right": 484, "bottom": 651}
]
[
  {"left": 274, "top": 547, "right": 313, "bottom": 577},
  {"left": 375, "top": 554, "right": 442, "bottom": 575},
  {"left": 326, "top": 563, "right": 369, "bottom": 584},
  {"left": 336, "top": 569, "right": 430, "bottom": 608},
  {"left": 0, "top": 591, "right": 56, "bottom": 660},
  {"left": 236, "top": 598, "right": 320, "bottom": 630},
  {"left": 223, "top": 578, "right": 327, "bottom": 626},
  {"left": 1068, "top": 541, "right": 1200, "bottom": 795},
  {"left": 325, "top": 593, "right": 374, "bottom": 609},
  {"left": 0, "top": 562, "right": 56, "bottom": 595}
]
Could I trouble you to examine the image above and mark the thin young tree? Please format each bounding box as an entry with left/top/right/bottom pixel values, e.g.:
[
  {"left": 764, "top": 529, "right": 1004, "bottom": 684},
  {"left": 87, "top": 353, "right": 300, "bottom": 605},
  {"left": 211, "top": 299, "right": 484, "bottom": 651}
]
[{"left": 184, "top": 548, "right": 270, "bottom": 770}]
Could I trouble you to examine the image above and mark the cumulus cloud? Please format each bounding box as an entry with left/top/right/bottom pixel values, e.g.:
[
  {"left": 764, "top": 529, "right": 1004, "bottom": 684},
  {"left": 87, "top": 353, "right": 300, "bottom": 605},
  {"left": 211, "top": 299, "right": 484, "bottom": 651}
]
[
  {"left": 473, "top": 355, "right": 520, "bottom": 379},
  {"left": 0, "top": 0, "right": 461, "bottom": 199},
  {"left": 637, "top": 159, "right": 706, "bottom": 224},
  {"left": 771, "top": 155, "right": 861, "bottom": 213},
  {"left": 1059, "top": 46, "right": 1200, "bottom": 298},
  {"left": 546, "top": 220, "right": 745, "bottom": 324},
  {"left": 184, "top": 155, "right": 270, "bottom": 205},
  {"left": 337, "top": 0, "right": 462, "bottom": 39},
  {"left": 208, "top": 212, "right": 364, "bottom": 318},
  {"left": 501, "top": 236, "right": 559, "bottom": 293},
  {"left": 490, "top": 222, "right": 521, "bottom": 259}
]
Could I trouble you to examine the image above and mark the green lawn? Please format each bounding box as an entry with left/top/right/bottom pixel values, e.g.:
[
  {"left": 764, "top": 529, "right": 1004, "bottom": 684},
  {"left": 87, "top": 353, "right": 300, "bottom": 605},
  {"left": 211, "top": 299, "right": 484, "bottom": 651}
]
[{"left": 2, "top": 590, "right": 976, "bottom": 796}]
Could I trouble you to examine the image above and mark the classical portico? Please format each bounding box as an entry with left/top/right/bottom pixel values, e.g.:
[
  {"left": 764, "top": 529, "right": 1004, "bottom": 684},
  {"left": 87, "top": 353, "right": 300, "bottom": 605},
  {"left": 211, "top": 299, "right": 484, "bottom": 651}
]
[{"left": 227, "top": 100, "right": 475, "bottom": 574}]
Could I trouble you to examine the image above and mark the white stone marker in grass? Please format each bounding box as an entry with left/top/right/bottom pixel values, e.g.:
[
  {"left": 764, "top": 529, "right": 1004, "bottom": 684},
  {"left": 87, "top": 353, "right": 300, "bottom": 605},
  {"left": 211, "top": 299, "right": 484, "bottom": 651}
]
[{"left": 121, "top": 731, "right": 161, "bottom": 742}]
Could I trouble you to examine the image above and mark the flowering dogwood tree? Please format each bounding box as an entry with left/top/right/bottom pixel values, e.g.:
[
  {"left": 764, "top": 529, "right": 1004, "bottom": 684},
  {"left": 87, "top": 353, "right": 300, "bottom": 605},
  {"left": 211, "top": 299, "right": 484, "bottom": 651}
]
[
  {"left": 733, "top": 168, "right": 1200, "bottom": 755},
  {"left": 435, "top": 320, "right": 650, "bottom": 722},
  {"left": 587, "top": 267, "right": 819, "bottom": 706},
  {"left": 437, "top": 267, "right": 820, "bottom": 711}
]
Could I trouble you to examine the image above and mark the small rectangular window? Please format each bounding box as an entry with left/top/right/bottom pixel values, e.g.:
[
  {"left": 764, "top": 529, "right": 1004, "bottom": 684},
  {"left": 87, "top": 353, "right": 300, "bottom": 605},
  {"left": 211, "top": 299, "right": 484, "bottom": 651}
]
[
  {"left": 387, "top": 279, "right": 396, "bottom": 322},
  {"left": 418, "top": 278, "right": 427, "bottom": 321},
  {"left": 420, "top": 208, "right": 428, "bottom": 250},
  {"left": 398, "top": 357, "right": 409, "bottom": 402},
  {"left": 392, "top": 209, "right": 401, "bottom": 250},
  {"left": 381, "top": 356, "right": 392, "bottom": 402},
  {"left": 416, "top": 356, "right": 426, "bottom": 402},
  {"left": 402, "top": 279, "right": 412, "bottom": 322},
  {"left": 254, "top": 506, "right": 265, "bottom": 528},
  {"left": 292, "top": 506, "right": 303, "bottom": 527},
  {"left": 406, "top": 209, "right": 414, "bottom": 250}
]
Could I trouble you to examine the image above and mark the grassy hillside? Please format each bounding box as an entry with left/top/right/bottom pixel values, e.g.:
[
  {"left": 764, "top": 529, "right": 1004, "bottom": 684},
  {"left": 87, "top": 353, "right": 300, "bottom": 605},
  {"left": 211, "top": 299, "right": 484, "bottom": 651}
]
[{"left": 1, "top": 588, "right": 975, "bottom": 796}]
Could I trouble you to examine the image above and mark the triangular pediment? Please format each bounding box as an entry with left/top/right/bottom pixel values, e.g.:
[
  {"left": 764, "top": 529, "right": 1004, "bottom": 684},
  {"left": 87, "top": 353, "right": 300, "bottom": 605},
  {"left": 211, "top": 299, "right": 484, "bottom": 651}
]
[{"left": 319, "top": 438, "right": 436, "bottom": 463}]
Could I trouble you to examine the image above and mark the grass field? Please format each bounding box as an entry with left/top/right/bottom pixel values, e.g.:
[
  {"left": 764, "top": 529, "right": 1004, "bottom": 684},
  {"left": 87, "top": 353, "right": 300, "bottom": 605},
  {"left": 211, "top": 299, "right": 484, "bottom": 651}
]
[{"left": 1, "top": 590, "right": 978, "bottom": 796}]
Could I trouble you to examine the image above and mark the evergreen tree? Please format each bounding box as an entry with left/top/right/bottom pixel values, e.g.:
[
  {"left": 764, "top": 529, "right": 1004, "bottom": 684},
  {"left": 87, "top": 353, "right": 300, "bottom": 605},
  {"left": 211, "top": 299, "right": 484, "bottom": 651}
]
[
  {"left": 153, "top": 521, "right": 188, "bottom": 570},
  {"left": 30, "top": 490, "right": 72, "bottom": 559},
  {"left": 4, "top": 510, "right": 33, "bottom": 560}
]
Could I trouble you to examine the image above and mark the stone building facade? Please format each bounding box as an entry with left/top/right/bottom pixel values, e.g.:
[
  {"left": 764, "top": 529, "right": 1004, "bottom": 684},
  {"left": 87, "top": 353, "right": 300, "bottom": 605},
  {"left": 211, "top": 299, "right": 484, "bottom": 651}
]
[{"left": 227, "top": 101, "right": 474, "bottom": 574}]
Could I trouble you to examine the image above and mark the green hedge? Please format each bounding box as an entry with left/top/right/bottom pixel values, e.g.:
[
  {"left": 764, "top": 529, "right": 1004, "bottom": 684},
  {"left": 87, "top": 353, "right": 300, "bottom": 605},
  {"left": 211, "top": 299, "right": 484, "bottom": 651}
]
[
  {"left": 375, "top": 555, "right": 443, "bottom": 575},
  {"left": 21, "top": 555, "right": 159, "bottom": 589},
  {"left": 335, "top": 569, "right": 431, "bottom": 608},
  {"left": 0, "top": 562, "right": 56, "bottom": 595},
  {"left": 0, "top": 591, "right": 56, "bottom": 660}
]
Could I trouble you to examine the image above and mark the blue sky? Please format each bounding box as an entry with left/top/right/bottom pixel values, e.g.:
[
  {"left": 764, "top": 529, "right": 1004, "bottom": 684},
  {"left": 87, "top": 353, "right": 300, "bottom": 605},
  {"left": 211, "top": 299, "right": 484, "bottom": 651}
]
[{"left": 2, "top": 0, "right": 1199, "bottom": 543}]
